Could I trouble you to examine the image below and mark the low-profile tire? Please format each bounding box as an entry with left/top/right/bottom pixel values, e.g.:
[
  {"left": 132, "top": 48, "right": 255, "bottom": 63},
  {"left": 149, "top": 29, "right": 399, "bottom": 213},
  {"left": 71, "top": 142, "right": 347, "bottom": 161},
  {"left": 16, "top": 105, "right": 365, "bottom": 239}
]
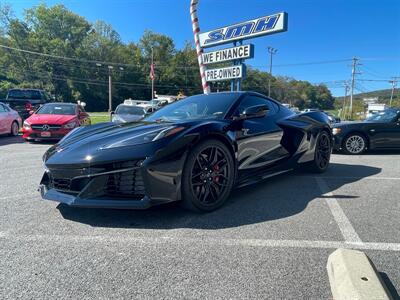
[
  {"left": 342, "top": 133, "right": 367, "bottom": 155},
  {"left": 307, "top": 131, "right": 331, "bottom": 173},
  {"left": 9, "top": 121, "right": 19, "bottom": 136},
  {"left": 181, "top": 139, "right": 235, "bottom": 212}
]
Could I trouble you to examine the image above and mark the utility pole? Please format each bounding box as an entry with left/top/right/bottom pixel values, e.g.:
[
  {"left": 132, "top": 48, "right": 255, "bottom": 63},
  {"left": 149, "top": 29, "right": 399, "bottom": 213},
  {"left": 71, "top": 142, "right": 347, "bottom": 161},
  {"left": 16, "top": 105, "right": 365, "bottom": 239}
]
[
  {"left": 267, "top": 46, "right": 278, "bottom": 97},
  {"left": 342, "top": 82, "right": 350, "bottom": 120},
  {"left": 151, "top": 47, "right": 155, "bottom": 100},
  {"left": 349, "top": 57, "right": 361, "bottom": 120},
  {"left": 108, "top": 65, "right": 113, "bottom": 117},
  {"left": 389, "top": 77, "right": 399, "bottom": 107}
]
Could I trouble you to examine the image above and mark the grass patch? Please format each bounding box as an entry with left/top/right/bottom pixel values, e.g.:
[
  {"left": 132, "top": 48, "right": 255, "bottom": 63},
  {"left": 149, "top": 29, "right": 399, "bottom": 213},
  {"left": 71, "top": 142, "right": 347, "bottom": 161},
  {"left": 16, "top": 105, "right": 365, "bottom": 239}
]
[{"left": 89, "top": 113, "right": 110, "bottom": 124}]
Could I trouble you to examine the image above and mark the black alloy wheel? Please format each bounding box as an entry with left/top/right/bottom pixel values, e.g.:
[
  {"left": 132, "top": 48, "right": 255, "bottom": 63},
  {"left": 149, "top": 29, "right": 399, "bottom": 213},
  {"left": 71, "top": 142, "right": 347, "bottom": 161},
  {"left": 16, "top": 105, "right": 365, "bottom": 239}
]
[
  {"left": 308, "top": 131, "right": 331, "bottom": 173},
  {"left": 181, "top": 139, "right": 234, "bottom": 212}
]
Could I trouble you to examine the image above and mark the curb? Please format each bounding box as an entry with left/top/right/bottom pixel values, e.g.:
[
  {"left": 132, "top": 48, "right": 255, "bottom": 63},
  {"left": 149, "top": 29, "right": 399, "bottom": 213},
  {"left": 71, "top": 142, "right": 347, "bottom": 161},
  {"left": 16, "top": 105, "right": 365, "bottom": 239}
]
[{"left": 327, "top": 248, "right": 393, "bottom": 300}]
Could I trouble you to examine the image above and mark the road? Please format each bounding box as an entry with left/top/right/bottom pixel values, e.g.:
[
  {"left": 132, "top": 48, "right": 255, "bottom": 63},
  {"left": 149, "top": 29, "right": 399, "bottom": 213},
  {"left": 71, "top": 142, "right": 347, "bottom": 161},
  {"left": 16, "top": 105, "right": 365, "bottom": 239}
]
[{"left": 0, "top": 136, "right": 399, "bottom": 299}]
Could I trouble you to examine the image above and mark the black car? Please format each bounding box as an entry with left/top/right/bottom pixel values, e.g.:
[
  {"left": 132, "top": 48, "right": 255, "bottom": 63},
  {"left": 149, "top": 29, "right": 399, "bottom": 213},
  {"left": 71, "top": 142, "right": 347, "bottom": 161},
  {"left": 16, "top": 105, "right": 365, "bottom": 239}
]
[
  {"left": 332, "top": 108, "right": 400, "bottom": 154},
  {"left": 40, "top": 92, "right": 333, "bottom": 212},
  {"left": 2, "top": 89, "right": 51, "bottom": 120}
]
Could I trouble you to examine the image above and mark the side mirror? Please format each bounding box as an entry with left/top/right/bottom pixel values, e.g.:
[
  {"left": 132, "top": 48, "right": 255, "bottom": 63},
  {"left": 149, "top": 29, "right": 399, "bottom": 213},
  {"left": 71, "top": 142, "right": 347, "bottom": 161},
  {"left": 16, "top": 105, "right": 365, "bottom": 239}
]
[
  {"left": 29, "top": 110, "right": 35, "bottom": 115},
  {"left": 110, "top": 111, "right": 115, "bottom": 115},
  {"left": 239, "top": 104, "right": 269, "bottom": 120}
]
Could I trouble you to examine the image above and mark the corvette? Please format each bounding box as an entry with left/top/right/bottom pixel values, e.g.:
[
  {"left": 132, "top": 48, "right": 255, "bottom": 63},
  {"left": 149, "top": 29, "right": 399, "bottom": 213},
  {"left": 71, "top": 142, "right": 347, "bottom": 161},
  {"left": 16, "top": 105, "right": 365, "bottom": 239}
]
[{"left": 40, "top": 92, "right": 332, "bottom": 212}]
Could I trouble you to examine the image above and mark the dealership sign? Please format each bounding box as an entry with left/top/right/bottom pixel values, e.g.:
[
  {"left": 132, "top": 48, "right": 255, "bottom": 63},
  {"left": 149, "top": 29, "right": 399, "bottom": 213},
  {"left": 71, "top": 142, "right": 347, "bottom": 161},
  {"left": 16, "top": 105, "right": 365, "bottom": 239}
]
[
  {"left": 202, "top": 44, "right": 254, "bottom": 65},
  {"left": 199, "top": 12, "right": 288, "bottom": 48},
  {"left": 205, "top": 65, "right": 246, "bottom": 82}
]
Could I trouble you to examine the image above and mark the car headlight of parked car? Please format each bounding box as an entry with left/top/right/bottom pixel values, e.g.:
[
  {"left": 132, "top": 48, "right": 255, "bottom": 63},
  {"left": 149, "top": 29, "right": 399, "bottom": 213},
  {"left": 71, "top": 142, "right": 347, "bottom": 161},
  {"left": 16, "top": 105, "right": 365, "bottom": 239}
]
[
  {"left": 332, "top": 128, "right": 342, "bottom": 135},
  {"left": 102, "top": 126, "right": 185, "bottom": 149},
  {"left": 23, "top": 121, "right": 31, "bottom": 130},
  {"left": 63, "top": 121, "right": 78, "bottom": 129}
]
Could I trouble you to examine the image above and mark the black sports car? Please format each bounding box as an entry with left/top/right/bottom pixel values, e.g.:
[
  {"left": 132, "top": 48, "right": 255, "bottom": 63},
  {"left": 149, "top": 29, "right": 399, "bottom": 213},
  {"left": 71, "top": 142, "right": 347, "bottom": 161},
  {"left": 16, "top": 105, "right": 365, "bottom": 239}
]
[
  {"left": 40, "top": 92, "right": 333, "bottom": 212},
  {"left": 332, "top": 108, "right": 400, "bottom": 154}
]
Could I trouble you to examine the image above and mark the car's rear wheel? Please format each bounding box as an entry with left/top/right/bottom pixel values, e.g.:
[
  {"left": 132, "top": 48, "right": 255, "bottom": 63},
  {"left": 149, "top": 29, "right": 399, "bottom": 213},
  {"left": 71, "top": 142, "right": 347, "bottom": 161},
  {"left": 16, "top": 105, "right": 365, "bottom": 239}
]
[
  {"left": 343, "top": 133, "right": 367, "bottom": 154},
  {"left": 307, "top": 131, "right": 331, "bottom": 173},
  {"left": 181, "top": 139, "right": 235, "bottom": 212},
  {"left": 10, "top": 121, "right": 19, "bottom": 136}
]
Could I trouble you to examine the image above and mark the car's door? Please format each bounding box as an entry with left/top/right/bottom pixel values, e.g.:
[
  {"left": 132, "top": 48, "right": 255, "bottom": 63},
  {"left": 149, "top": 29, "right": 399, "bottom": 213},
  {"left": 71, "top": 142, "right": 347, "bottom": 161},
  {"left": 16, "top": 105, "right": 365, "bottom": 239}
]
[
  {"left": 0, "top": 104, "right": 9, "bottom": 134},
  {"left": 234, "top": 95, "right": 289, "bottom": 171},
  {"left": 369, "top": 111, "right": 400, "bottom": 148}
]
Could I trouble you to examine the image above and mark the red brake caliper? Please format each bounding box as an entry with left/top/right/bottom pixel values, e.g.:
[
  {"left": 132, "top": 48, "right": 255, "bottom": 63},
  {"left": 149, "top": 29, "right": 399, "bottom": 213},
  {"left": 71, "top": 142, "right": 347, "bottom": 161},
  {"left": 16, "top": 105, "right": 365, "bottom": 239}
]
[{"left": 213, "top": 164, "right": 220, "bottom": 183}]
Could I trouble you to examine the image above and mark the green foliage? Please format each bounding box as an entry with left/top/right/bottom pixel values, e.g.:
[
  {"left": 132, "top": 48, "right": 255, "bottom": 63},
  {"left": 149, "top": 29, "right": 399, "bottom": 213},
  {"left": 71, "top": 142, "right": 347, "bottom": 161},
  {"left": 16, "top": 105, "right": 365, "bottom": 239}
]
[{"left": 0, "top": 3, "right": 335, "bottom": 111}]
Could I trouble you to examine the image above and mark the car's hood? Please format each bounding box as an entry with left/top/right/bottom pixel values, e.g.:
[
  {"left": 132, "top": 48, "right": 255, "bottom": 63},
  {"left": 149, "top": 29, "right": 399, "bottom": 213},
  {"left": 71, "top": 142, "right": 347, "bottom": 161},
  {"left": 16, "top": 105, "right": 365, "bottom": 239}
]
[
  {"left": 332, "top": 121, "right": 363, "bottom": 128},
  {"left": 26, "top": 114, "right": 76, "bottom": 125},
  {"left": 44, "top": 121, "right": 180, "bottom": 166}
]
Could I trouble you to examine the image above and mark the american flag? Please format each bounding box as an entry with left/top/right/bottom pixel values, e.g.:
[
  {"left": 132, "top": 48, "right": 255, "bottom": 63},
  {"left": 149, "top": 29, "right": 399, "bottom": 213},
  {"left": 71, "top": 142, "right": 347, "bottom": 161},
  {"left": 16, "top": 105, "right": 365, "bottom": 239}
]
[{"left": 149, "top": 63, "right": 155, "bottom": 80}]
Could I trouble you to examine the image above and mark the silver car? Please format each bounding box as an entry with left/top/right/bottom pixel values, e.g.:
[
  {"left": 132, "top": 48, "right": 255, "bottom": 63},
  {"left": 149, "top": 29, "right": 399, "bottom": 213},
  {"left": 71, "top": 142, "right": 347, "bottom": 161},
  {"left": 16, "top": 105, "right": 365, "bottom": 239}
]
[
  {"left": 111, "top": 105, "right": 148, "bottom": 123},
  {"left": 0, "top": 102, "right": 22, "bottom": 136}
]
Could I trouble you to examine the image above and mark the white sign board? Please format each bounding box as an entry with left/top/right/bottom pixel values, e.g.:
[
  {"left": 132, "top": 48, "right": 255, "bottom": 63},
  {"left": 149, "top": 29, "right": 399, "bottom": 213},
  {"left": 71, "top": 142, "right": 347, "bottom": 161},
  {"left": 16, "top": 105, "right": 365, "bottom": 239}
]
[
  {"left": 205, "top": 65, "right": 245, "bottom": 82},
  {"left": 202, "top": 44, "right": 254, "bottom": 65},
  {"left": 199, "top": 12, "right": 287, "bottom": 48}
]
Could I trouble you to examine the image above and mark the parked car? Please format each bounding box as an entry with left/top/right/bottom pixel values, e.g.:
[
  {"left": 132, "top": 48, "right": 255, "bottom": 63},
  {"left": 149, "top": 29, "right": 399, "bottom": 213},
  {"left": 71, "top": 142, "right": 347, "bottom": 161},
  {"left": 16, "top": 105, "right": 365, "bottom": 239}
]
[
  {"left": 39, "top": 91, "right": 332, "bottom": 212},
  {"left": 22, "top": 103, "right": 90, "bottom": 141},
  {"left": 112, "top": 105, "right": 149, "bottom": 123},
  {"left": 2, "top": 89, "right": 51, "bottom": 120},
  {"left": 0, "top": 102, "right": 22, "bottom": 136},
  {"left": 323, "top": 112, "right": 341, "bottom": 124},
  {"left": 332, "top": 108, "right": 400, "bottom": 154}
]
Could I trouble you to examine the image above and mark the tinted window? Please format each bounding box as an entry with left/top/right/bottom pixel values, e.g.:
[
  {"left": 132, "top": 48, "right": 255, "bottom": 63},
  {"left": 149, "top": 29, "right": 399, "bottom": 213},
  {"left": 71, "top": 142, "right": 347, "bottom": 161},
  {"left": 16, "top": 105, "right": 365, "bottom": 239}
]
[
  {"left": 37, "top": 104, "right": 76, "bottom": 115},
  {"left": 7, "top": 90, "right": 42, "bottom": 100},
  {"left": 145, "top": 93, "right": 239, "bottom": 122},
  {"left": 366, "top": 110, "right": 399, "bottom": 122},
  {"left": 236, "top": 96, "right": 278, "bottom": 116},
  {"left": 116, "top": 105, "right": 146, "bottom": 115}
]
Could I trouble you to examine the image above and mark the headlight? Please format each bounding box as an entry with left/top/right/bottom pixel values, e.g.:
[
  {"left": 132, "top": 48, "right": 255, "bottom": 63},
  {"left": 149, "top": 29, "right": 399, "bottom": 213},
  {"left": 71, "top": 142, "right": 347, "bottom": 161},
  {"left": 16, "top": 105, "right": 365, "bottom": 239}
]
[
  {"left": 23, "top": 121, "right": 31, "bottom": 130},
  {"left": 103, "top": 126, "right": 185, "bottom": 149},
  {"left": 332, "top": 128, "right": 342, "bottom": 135},
  {"left": 63, "top": 121, "right": 77, "bottom": 129}
]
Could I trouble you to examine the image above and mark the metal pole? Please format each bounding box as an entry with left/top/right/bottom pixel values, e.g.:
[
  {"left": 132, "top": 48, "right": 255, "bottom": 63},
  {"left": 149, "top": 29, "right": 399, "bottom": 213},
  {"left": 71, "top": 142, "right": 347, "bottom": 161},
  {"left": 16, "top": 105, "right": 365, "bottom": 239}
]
[
  {"left": 268, "top": 47, "right": 277, "bottom": 97},
  {"left": 190, "top": 0, "right": 210, "bottom": 94},
  {"left": 108, "top": 66, "right": 113, "bottom": 118},
  {"left": 151, "top": 47, "right": 155, "bottom": 100},
  {"left": 342, "top": 84, "right": 349, "bottom": 120},
  {"left": 349, "top": 57, "right": 360, "bottom": 120}
]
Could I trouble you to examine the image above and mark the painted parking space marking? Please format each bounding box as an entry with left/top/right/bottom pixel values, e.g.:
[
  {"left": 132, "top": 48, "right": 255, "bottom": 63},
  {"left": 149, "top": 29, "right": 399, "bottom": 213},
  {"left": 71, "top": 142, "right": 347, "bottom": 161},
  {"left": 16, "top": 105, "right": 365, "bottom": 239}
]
[
  {"left": 0, "top": 232, "right": 399, "bottom": 251},
  {"left": 315, "top": 177, "right": 363, "bottom": 244}
]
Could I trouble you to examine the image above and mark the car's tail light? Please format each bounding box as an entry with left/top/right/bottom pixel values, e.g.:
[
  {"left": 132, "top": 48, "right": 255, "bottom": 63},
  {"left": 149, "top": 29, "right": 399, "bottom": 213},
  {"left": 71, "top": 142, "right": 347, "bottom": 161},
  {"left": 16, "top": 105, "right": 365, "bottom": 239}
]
[{"left": 25, "top": 102, "right": 32, "bottom": 110}]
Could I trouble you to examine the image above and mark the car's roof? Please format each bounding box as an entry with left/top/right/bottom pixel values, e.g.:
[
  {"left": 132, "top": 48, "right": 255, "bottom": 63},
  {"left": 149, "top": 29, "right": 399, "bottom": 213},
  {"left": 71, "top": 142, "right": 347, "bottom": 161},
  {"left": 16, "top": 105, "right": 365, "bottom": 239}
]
[
  {"left": 8, "top": 88, "right": 44, "bottom": 92},
  {"left": 44, "top": 102, "right": 77, "bottom": 106}
]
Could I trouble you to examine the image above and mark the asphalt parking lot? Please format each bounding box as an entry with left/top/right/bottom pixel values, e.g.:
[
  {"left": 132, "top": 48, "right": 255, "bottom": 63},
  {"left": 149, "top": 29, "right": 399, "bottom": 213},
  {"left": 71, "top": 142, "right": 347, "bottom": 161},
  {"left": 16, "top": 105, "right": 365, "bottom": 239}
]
[{"left": 0, "top": 136, "right": 399, "bottom": 299}]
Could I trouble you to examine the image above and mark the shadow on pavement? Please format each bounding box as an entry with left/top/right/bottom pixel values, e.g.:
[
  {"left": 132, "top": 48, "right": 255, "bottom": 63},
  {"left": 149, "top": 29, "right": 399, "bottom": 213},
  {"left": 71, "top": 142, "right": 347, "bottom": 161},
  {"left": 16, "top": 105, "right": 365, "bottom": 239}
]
[
  {"left": 0, "top": 135, "right": 25, "bottom": 146},
  {"left": 379, "top": 272, "right": 400, "bottom": 299},
  {"left": 58, "top": 163, "right": 381, "bottom": 229}
]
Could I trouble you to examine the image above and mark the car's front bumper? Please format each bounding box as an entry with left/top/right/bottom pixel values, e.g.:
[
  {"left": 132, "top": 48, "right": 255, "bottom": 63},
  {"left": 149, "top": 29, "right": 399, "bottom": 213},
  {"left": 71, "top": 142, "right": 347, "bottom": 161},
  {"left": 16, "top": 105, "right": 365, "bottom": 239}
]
[
  {"left": 39, "top": 184, "right": 154, "bottom": 209},
  {"left": 333, "top": 135, "right": 344, "bottom": 151}
]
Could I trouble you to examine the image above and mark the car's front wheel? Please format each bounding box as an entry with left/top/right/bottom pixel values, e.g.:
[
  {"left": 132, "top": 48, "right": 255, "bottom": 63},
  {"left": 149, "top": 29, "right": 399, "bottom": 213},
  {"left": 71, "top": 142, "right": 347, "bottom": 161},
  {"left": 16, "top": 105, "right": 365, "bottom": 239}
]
[
  {"left": 343, "top": 133, "right": 367, "bottom": 154},
  {"left": 181, "top": 139, "right": 235, "bottom": 212},
  {"left": 307, "top": 131, "right": 331, "bottom": 173}
]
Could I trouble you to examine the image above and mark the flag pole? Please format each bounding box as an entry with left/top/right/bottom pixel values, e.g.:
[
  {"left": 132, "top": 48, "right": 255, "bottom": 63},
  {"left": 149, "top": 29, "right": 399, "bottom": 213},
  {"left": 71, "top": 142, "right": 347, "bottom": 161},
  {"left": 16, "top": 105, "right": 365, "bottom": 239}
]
[
  {"left": 190, "top": 0, "right": 210, "bottom": 94},
  {"left": 151, "top": 47, "right": 155, "bottom": 100}
]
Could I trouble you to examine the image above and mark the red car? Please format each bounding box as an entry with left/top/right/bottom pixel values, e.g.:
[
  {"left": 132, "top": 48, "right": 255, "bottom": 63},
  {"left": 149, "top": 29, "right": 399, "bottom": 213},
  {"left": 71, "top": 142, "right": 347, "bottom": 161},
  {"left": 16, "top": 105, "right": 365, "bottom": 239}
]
[{"left": 22, "top": 103, "right": 91, "bottom": 141}]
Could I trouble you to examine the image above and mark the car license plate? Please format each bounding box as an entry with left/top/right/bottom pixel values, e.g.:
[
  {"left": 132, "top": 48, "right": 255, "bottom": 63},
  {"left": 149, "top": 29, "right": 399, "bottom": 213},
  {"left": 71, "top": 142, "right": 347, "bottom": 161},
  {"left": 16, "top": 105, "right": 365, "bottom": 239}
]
[{"left": 41, "top": 131, "right": 51, "bottom": 137}]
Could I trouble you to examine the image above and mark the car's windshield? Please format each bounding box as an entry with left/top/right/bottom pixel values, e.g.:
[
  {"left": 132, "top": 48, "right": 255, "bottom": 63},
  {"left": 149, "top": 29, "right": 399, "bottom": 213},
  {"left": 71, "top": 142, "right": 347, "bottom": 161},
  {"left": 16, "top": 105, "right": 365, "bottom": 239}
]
[
  {"left": 116, "top": 105, "right": 145, "bottom": 115},
  {"left": 36, "top": 104, "right": 76, "bottom": 115},
  {"left": 144, "top": 93, "right": 238, "bottom": 122},
  {"left": 8, "top": 90, "right": 42, "bottom": 100},
  {"left": 366, "top": 110, "right": 398, "bottom": 122}
]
